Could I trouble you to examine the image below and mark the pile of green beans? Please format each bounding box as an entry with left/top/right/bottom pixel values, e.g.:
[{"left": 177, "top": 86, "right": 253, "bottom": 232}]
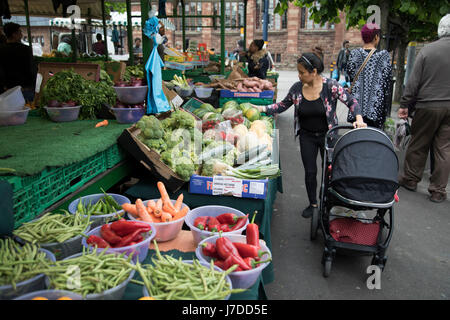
[
  {"left": 0, "top": 238, "right": 53, "bottom": 289},
  {"left": 132, "top": 241, "right": 246, "bottom": 300},
  {"left": 13, "top": 210, "right": 91, "bottom": 244},
  {"left": 43, "top": 248, "right": 134, "bottom": 297},
  {"left": 76, "top": 190, "right": 122, "bottom": 216}
]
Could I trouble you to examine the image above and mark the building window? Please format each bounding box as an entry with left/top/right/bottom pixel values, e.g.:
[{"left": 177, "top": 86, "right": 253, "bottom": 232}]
[
  {"left": 275, "top": 53, "right": 281, "bottom": 63},
  {"left": 212, "top": 2, "right": 243, "bottom": 31},
  {"left": 257, "top": 0, "right": 287, "bottom": 31},
  {"left": 304, "top": 2, "right": 332, "bottom": 30}
]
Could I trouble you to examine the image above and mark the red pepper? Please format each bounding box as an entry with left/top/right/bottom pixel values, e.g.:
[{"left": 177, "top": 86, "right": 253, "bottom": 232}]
[
  {"left": 246, "top": 211, "right": 260, "bottom": 248},
  {"left": 194, "top": 216, "right": 209, "bottom": 230},
  {"left": 223, "top": 253, "right": 251, "bottom": 271},
  {"left": 216, "top": 213, "right": 238, "bottom": 225},
  {"left": 243, "top": 256, "right": 272, "bottom": 269},
  {"left": 132, "top": 233, "right": 144, "bottom": 243},
  {"left": 86, "top": 235, "right": 110, "bottom": 248},
  {"left": 214, "top": 259, "right": 227, "bottom": 270},
  {"left": 110, "top": 219, "right": 151, "bottom": 237},
  {"left": 230, "top": 214, "right": 248, "bottom": 231},
  {"left": 116, "top": 228, "right": 148, "bottom": 247},
  {"left": 201, "top": 242, "right": 220, "bottom": 259},
  {"left": 232, "top": 242, "right": 270, "bottom": 258},
  {"left": 207, "top": 216, "right": 221, "bottom": 232},
  {"left": 216, "top": 236, "right": 241, "bottom": 260},
  {"left": 100, "top": 224, "right": 122, "bottom": 245},
  {"left": 219, "top": 224, "right": 232, "bottom": 232}
]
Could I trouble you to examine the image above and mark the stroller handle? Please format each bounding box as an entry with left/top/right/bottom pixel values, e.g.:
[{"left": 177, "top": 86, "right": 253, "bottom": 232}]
[{"left": 325, "top": 125, "right": 355, "bottom": 140}]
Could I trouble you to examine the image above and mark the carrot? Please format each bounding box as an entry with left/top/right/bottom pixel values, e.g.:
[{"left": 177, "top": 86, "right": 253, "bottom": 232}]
[
  {"left": 149, "top": 211, "right": 161, "bottom": 223},
  {"left": 157, "top": 182, "right": 176, "bottom": 211},
  {"left": 163, "top": 203, "right": 178, "bottom": 217},
  {"left": 161, "top": 211, "right": 173, "bottom": 222},
  {"left": 147, "top": 200, "right": 156, "bottom": 213},
  {"left": 174, "top": 194, "right": 184, "bottom": 212},
  {"left": 122, "top": 203, "right": 138, "bottom": 217},
  {"left": 136, "top": 199, "right": 153, "bottom": 222},
  {"left": 173, "top": 206, "right": 189, "bottom": 221},
  {"left": 95, "top": 120, "right": 108, "bottom": 128},
  {"left": 154, "top": 199, "right": 163, "bottom": 217}
]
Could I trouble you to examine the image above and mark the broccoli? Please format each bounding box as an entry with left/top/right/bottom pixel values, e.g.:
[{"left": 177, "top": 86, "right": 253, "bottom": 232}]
[
  {"left": 141, "top": 116, "right": 164, "bottom": 139},
  {"left": 201, "top": 159, "right": 230, "bottom": 177},
  {"left": 173, "top": 157, "right": 195, "bottom": 181},
  {"left": 171, "top": 110, "right": 196, "bottom": 129},
  {"left": 189, "top": 127, "right": 203, "bottom": 143},
  {"left": 161, "top": 117, "right": 176, "bottom": 130},
  {"left": 144, "top": 138, "right": 167, "bottom": 152},
  {"left": 160, "top": 148, "right": 180, "bottom": 168}
]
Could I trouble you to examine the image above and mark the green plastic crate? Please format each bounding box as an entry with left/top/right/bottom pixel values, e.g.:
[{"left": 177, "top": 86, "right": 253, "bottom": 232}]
[
  {"left": 1, "top": 146, "right": 118, "bottom": 228},
  {"left": 105, "top": 144, "right": 128, "bottom": 168},
  {"left": 219, "top": 97, "right": 274, "bottom": 107},
  {"left": 162, "top": 69, "right": 183, "bottom": 81}
]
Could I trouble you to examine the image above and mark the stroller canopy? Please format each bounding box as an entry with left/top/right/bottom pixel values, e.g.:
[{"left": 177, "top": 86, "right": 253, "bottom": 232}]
[{"left": 330, "top": 128, "right": 399, "bottom": 204}]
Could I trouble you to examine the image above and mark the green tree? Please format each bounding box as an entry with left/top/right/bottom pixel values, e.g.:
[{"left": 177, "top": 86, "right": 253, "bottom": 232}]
[{"left": 275, "top": 0, "right": 450, "bottom": 103}]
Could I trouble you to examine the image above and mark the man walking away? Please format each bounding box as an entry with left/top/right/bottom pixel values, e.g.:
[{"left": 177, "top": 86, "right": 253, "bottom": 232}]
[
  {"left": 336, "top": 40, "right": 349, "bottom": 81},
  {"left": 398, "top": 14, "right": 450, "bottom": 203}
]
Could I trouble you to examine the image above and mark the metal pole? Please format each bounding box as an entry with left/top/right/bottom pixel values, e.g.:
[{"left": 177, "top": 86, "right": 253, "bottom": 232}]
[
  {"left": 220, "top": 0, "right": 225, "bottom": 74},
  {"left": 262, "top": 0, "right": 269, "bottom": 41},
  {"left": 141, "top": 0, "right": 151, "bottom": 63},
  {"left": 182, "top": 1, "right": 186, "bottom": 52},
  {"left": 23, "top": 0, "right": 32, "bottom": 48},
  {"left": 126, "top": 0, "right": 134, "bottom": 65},
  {"left": 243, "top": 0, "right": 247, "bottom": 51},
  {"left": 101, "top": 0, "right": 109, "bottom": 61},
  {"left": 71, "top": 28, "right": 77, "bottom": 62},
  {"left": 404, "top": 42, "right": 416, "bottom": 86}
]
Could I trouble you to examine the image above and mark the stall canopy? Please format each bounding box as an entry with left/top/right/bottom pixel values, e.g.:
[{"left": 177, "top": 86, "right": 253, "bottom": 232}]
[{"left": 7, "top": 0, "right": 107, "bottom": 20}]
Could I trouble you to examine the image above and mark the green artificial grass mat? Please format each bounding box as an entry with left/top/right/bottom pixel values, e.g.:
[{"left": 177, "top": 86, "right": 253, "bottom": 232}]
[{"left": 0, "top": 116, "right": 130, "bottom": 177}]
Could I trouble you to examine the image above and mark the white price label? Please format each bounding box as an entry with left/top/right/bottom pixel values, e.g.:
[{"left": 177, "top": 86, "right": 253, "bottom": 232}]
[
  {"left": 212, "top": 176, "right": 243, "bottom": 197},
  {"left": 249, "top": 181, "right": 265, "bottom": 195}
]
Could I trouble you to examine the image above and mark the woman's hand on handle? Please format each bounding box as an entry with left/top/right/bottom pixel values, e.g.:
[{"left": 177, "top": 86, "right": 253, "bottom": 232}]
[
  {"left": 353, "top": 115, "right": 367, "bottom": 128},
  {"left": 253, "top": 104, "right": 267, "bottom": 113}
]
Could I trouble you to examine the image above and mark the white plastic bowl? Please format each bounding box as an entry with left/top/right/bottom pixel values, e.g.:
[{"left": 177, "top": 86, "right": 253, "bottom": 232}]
[
  {"left": 114, "top": 86, "right": 148, "bottom": 105},
  {"left": 45, "top": 106, "right": 81, "bottom": 122},
  {"left": 142, "top": 260, "right": 233, "bottom": 300},
  {"left": 174, "top": 86, "right": 194, "bottom": 98},
  {"left": 127, "top": 199, "right": 189, "bottom": 242},
  {"left": 185, "top": 205, "right": 249, "bottom": 246},
  {"left": 194, "top": 86, "right": 214, "bottom": 98},
  {"left": 196, "top": 234, "right": 272, "bottom": 289},
  {"left": 0, "top": 86, "right": 25, "bottom": 111},
  {"left": 0, "top": 107, "right": 30, "bottom": 126}
]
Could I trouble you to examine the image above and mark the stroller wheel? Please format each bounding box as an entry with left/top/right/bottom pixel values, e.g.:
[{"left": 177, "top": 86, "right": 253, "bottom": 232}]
[
  {"left": 323, "top": 259, "right": 332, "bottom": 278},
  {"left": 310, "top": 207, "right": 319, "bottom": 241}
]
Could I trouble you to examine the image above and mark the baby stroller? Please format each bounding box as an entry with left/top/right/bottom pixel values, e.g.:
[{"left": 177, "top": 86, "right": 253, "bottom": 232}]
[{"left": 310, "top": 125, "right": 399, "bottom": 278}]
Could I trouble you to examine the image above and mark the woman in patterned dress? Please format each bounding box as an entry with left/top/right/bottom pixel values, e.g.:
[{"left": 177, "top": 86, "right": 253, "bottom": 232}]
[
  {"left": 254, "top": 47, "right": 367, "bottom": 219},
  {"left": 346, "top": 24, "right": 393, "bottom": 129}
]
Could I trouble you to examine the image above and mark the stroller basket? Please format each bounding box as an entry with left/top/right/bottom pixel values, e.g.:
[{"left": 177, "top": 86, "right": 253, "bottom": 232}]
[{"left": 330, "top": 128, "right": 399, "bottom": 204}]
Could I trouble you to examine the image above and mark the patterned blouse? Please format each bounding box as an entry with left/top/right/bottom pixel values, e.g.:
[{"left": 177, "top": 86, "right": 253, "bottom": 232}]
[
  {"left": 265, "top": 77, "right": 362, "bottom": 137},
  {"left": 346, "top": 48, "right": 392, "bottom": 128}
]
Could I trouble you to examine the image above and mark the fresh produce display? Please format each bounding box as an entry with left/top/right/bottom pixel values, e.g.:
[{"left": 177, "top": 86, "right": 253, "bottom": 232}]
[
  {"left": 193, "top": 213, "right": 248, "bottom": 232},
  {"left": 0, "top": 238, "right": 53, "bottom": 288},
  {"left": 86, "top": 220, "right": 152, "bottom": 248},
  {"left": 201, "top": 222, "right": 272, "bottom": 272},
  {"left": 207, "top": 77, "right": 274, "bottom": 92},
  {"left": 123, "top": 65, "right": 145, "bottom": 82},
  {"left": 43, "top": 248, "right": 134, "bottom": 297},
  {"left": 122, "top": 182, "right": 189, "bottom": 223},
  {"left": 75, "top": 189, "right": 122, "bottom": 216},
  {"left": 40, "top": 69, "right": 117, "bottom": 120},
  {"left": 114, "top": 77, "right": 145, "bottom": 87},
  {"left": 13, "top": 211, "right": 91, "bottom": 244},
  {"left": 132, "top": 240, "right": 246, "bottom": 300},
  {"left": 170, "top": 75, "right": 191, "bottom": 90}
]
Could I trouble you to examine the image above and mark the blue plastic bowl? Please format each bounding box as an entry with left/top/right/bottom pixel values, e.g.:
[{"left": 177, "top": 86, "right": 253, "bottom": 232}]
[
  {"left": 68, "top": 193, "right": 131, "bottom": 228},
  {"left": 111, "top": 107, "right": 145, "bottom": 124}
]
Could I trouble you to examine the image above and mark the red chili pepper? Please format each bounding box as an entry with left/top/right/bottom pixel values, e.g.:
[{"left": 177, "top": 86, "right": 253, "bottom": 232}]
[
  {"left": 243, "top": 256, "right": 272, "bottom": 269},
  {"left": 246, "top": 211, "right": 260, "bottom": 248},
  {"left": 201, "top": 242, "right": 220, "bottom": 259},
  {"left": 222, "top": 253, "right": 251, "bottom": 271},
  {"left": 207, "top": 216, "right": 221, "bottom": 232},
  {"left": 232, "top": 242, "right": 269, "bottom": 258},
  {"left": 216, "top": 236, "right": 241, "bottom": 260},
  {"left": 194, "top": 216, "right": 209, "bottom": 230},
  {"left": 214, "top": 259, "right": 227, "bottom": 270},
  {"left": 100, "top": 224, "right": 122, "bottom": 245},
  {"left": 86, "top": 235, "right": 110, "bottom": 248},
  {"left": 230, "top": 214, "right": 248, "bottom": 231},
  {"left": 110, "top": 219, "right": 151, "bottom": 237},
  {"left": 116, "top": 228, "right": 148, "bottom": 247},
  {"left": 132, "top": 233, "right": 144, "bottom": 243},
  {"left": 219, "top": 224, "right": 232, "bottom": 232},
  {"left": 216, "top": 213, "right": 238, "bottom": 225}
]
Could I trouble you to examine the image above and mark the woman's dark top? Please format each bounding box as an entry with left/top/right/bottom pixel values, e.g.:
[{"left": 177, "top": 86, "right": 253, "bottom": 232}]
[{"left": 298, "top": 97, "right": 329, "bottom": 133}]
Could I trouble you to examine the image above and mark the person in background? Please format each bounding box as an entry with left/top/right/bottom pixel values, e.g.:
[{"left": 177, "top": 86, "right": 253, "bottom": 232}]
[
  {"left": 397, "top": 14, "right": 450, "bottom": 203},
  {"left": 134, "top": 37, "right": 142, "bottom": 54},
  {"left": 241, "top": 39, "right": 270, "bottom": 79},
  {"left": 253, "top": 47, "right": 366, "bottom": 219},
  {"left": 336, "top": 40, "right": 350, "bottom": 82},
  {"left": 112, "top": 25, "right": 120, "bottom": 55},
  {"left": 232, "top": 39, "right": 245, "bottom": 61},
  {"left": 346, "top": 23, "right": 392, "bottom": 129},
  {"left": 57, "top": 35, "right": 72, "bottom": 56},
  {"left": 157, "top": 22, "right": 167, "bottom": 61},
  {"left": 92, "top": 33, "right": 106, "bottom": 55},
  {"left": 0, "top": 22, "right": 36, "bottom": 99}
]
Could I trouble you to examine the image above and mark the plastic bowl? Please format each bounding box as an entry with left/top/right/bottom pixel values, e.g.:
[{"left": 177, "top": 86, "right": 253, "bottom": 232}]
[
  {"left": 0, "top": 86, "right": 25, "bottom": 111},
  {"left": 127, "top": 199, "right": 189, "bottom": 242},
  {"left": 14, "top": 290, "right": 83, "bottom": 300},
  {"left": 185, "top": 206, "right": 249, "bottom": 246},
  {"left": 59, "top": 252, "right": 136, "bottom": 300},
  {"left": 39, "top": 224, "right": 91, "bottom": 261},
  {"left": 209, "top": 75, "right": 226, "bottom": 82},
  {"left": 0, "top": 249, "right": 56, "bottom": 300},
  {"left": 114, "top": 86, "right": 148, "bottom": 105},
  {"left": 111, "top": 107, "right": 145, "bottom": 124},
  {"left": 45, "top": 106, "right": 81, "bottom": 122},
  {"left": 142, "top": 260, "right": 233, "bottom": 300},
  {"left": 68, "top": 193, "right": 131, "bottom": 229},
  {"left": 174, "top": 86, "right": 194, "bottom": 98},
  {"left": 0, "top": 107, "right": 30, "bottom": 126},
  {"left": 81, "top": 223, "right": 156, "bottom": 263},
  {"left": 196, "top": 234, "right": 272, "bottom": 289},
  {"left": 194, "top": 86, "right": 214, "bottom": 99}
]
